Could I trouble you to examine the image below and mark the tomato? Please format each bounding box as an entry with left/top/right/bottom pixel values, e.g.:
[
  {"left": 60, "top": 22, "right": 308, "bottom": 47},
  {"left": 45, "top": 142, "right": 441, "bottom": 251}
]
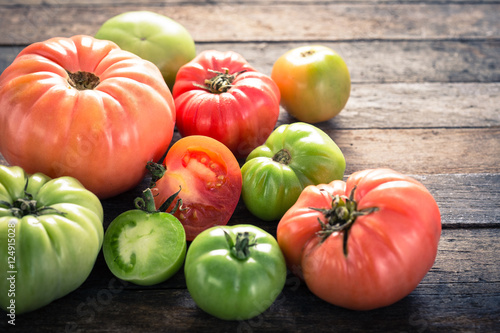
[
  {"left": 271, "top": 45, "right": 351, "bottom": 123},
  {"left": 0, "top": 165, "right": 104, "bottom": 314},
  {"left": 0, "top": 35, "right": 176, "bottom": 199},
  {"left": 151, "top": 136, "right": 242, "bottom": 241},
  {"left": 103, "top": 188, "right": 186, "bottom": 286},
  {"left": 172, "top": 50, "right": 281, "bottom": 157},
  {"left": 277, "top": 168, "right": 442, "bottom": 311},
  {"left": 184, "top": 225, "right": 287, "bottom": 320},
  {"left": 95, "top": 11, "right": 196, "bottom": 90},
  {"left": 241, "top": 122, "right": 345, "bottom": 221}
]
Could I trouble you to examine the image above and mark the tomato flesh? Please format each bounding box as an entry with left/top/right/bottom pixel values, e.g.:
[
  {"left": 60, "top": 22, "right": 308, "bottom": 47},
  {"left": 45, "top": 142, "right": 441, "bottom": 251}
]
[
  {"left": 152, "top": 136, "right": 242, "bottom": 241},
  {"left": 103, "top": 210, "right": 186, "bottom": 286}
]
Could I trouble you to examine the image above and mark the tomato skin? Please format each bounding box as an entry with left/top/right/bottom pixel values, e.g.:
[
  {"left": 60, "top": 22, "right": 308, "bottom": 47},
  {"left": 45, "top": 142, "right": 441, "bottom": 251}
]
[
  {"left": 241, "top": 122, "right": 345, "bottom": 221},
  {"left": 0, "top": 165, "right": 104, "bottom": 314},
  {"left": 184, "top": 225, "right": 287, "bottom": 320},
  {"left": 271, "top": 45, "right": 351, "bottom": 123},
  {"left": 152, "top": 136, "right": 242, "bottom": 241},
  {"left": 95, "top": 11, "right": 196, "bottom": 90},
  {"left": 0, "top": 35, "right": 176, "bottom": 199},
  {"left": 173, "top": 50, "right": 281, "bottom": 158},
  {"left": 277, "top": 168, "right": 441, "bottom": 310}
]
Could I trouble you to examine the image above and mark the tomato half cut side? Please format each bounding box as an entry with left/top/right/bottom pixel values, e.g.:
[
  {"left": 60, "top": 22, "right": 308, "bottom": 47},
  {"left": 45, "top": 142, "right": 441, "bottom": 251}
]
[
  {"left": 103, "top": 209, "right": 186, "bottom": 286},
  {"left": 152, "top": 136, "right": 242, "bottom": 241}
]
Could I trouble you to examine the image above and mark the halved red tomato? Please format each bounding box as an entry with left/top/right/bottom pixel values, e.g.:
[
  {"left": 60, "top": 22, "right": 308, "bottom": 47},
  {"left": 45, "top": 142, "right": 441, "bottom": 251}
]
[{"left": 151, "top": 136, "right": 242, "bottom": 241}]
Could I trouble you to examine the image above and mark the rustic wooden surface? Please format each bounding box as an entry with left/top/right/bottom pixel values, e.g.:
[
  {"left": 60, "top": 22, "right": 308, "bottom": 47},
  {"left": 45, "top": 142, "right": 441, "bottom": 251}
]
[{"left": 1, "top": 0, "right": 499, "bottom": 332}]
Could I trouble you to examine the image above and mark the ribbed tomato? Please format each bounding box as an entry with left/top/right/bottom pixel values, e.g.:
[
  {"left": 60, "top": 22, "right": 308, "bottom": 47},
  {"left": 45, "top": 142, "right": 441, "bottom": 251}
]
[
  {"left": 172, "top": 50, "right": 280, "bottom": 158},
  {"left": 277, "top": 168, "right": 441, "bottom": 310},
  {"left": 0, "top": 35, "right": 175, "bottom": 198}
]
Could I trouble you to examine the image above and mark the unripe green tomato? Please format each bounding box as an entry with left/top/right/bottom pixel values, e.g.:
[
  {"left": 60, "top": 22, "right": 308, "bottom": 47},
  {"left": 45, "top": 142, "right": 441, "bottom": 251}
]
[
  {"left": 271, "top": 45, "right": 351, "bottom": 123},
  {"left": 95, "top": 11, "right": 196, "bottom": 90},
  {"left": 184, "top": 225, "right": 287, "bottom": 320},
  {"left": 241, "top": 122, "right": 346, "bottom": 221},
  {"left": 0, "top": 165, "right": 104, "bottom": 314}
]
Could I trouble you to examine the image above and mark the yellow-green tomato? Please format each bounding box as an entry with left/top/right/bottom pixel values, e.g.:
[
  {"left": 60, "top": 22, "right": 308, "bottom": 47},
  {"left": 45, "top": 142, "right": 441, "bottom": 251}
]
[
  {"left": 95, "top": 11, "right": 196, "bottom": 90},
  {"left": 241, "top": 122, "right": 346, "bottom": 221},
  {"left": 271, "top": 45, "right": 351, "bottom": 123}
]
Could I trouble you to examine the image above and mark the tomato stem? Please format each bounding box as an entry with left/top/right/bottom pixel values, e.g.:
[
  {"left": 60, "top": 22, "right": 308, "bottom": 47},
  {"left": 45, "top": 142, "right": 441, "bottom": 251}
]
[
  {"left": 310, "top": 186, "right": 378, "bottom": 257},
  {"left": 272, "top": 149, "right": 292, "bottom": 165},
  {"left": 300, "top": 49, "right": 317, "bottom": 57},
  {"left": 193, "top": 68, "right": 246, "bottom": 93},
  {"left": 224, "top": 230, "right": 257, "bottom": 260},
  {"left": 146, "top": 161, "right": 166, "bottom": 188},
  {"left": 66, "top": 70, "right": 100, "bottom": 90},
  {"left": 135, "top": 187, "right": 184, "bottom": 214}
]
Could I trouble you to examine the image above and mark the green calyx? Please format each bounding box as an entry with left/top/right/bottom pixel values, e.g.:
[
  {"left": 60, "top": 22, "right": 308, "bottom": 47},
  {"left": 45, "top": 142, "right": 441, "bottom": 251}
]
[
  {"left": 194, "top": 68, "right": 246, "bottom": 94},
  {"left": 134, "top": 187, "right": 183, "bottom": 214},
  {"left": 310, "top": 186, "right": 378, "bottom": 257},
  {"left": 146, "top": 161, "right": 166, "bottom": 188},
  {"left": 224, "top": 231, "right": 257, "bottom": 260},
  {"left": 272, "top": 149, "right": 292, "bottom": 165},
  {"left": 0, "top": 180, "right": 66, "bottom": 218}
]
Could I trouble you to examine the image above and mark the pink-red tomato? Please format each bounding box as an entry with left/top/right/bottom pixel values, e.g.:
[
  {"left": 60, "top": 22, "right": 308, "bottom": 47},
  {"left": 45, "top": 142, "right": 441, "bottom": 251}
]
[
  {"left": 151, "top": 136, "right": 242, "bottom": 241},
  {"left": 277, "top": 168, "right": 441, "bottom": 310},
  {"left": 172, "top": 50, "right": 281, "bottom": 158},
  {"left": 0, "top": 35, "right": 175, "bottom": 199}
]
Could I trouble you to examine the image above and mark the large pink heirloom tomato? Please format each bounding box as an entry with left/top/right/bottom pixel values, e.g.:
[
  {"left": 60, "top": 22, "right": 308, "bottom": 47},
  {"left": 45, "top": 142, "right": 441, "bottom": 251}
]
[
  {"left": 277, "top": 168, "right": 441, "bottom": 311},
  {"left": 0, "top": 35, "right": 176, "bottom": 198}
]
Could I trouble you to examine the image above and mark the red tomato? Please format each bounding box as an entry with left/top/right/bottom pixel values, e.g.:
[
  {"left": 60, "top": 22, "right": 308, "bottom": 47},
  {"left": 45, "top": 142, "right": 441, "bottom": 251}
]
[
  {"left": 151, "top": 136, "right": 242, "bottom": 241},
  {"left": 0, "top": 35, "right": 175, "bottom": 199},
  {"left": 172, "top": 50, "right": 281, "bottom": 158},
  {"left": 277, "top": 168, "right": 441, "bottom": 310}
]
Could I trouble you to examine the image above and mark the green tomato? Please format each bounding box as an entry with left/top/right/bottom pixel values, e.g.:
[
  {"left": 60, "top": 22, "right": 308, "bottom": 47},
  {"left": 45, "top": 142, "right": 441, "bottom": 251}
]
[
  {"left": 185, "top": 225, "right": 287, "bottom": 321},
  {"left": 0, "top": 165, "right": 104, "bottom": 314},
  {"left": 241, "top": 122, "right": 346, "bottom": 221},
  {"left": 271, "top": 45, "right": 351, "bottom": 123},
  {"left": 103, "top": 189, "right": 186, "bottom": 286},
  {"left": 95, "top": 10, "right": 196, "bottom": 90}
]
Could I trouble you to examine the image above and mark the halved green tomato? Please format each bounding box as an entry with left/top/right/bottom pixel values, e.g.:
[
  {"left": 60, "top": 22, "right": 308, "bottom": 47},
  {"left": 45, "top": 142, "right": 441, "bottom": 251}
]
[{"left": 103, "top": 189, "right": 186, "bottom": 286}]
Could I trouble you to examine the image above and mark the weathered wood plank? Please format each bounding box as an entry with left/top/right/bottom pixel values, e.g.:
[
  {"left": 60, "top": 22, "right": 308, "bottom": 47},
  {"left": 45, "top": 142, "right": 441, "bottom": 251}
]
[
  {"left": 327, "top": 127, "right": 500, "bottom": 175},
  {"left": 2, "top": 228, "right": 498, "bottom": 332},
  {"left": 195, "top": 41, "right": 500, "bottom": 83},
  {"left": 278, "top": 82, "right": 500, "bottom": 129},
  {"left": 0, "top": 3, "right": 498, "bottom": 45},
  {"left": 6, "top": 0, "right": 500, "bottom": 5},
  {"left": 1, "top": 127, "right": 498, "bottom": 176},
  {"left": 2, "top": 39, "right": 500, "bottom": 84},
  {"left": 412, "top": 173, "right": 500, "bottom": 228}
]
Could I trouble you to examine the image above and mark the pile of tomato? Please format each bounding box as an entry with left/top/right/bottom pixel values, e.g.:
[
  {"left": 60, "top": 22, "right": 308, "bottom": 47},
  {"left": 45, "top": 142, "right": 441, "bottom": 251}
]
[{"left": 0, "top": 11, "right": 441, "bottom": 320}]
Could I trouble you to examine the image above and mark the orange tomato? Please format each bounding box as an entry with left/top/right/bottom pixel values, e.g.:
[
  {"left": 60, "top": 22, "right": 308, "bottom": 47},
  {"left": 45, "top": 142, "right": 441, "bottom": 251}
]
[{"left": 0, "top": 35, "right": 176, "bottom": 198}]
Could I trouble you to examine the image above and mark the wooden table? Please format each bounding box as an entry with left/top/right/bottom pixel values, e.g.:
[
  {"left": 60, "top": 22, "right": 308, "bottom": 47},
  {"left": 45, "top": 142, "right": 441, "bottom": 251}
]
[{"left": 1, "top": 0, "right": 499, "bottom": 332}]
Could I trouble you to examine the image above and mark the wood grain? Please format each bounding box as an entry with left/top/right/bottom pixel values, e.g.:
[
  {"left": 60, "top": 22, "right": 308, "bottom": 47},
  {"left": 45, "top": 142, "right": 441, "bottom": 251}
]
[
  {"left": 0, "top": 0, "right": 498, "bottom": 331},
  {"left": 328, "top": 127, "right": 500, "bottom": 174},
  {"left": 279, "top": 82, "right": 500, "bottom": 128},
  {"left": 1, "top": 228, "right": 497, "bottom": 332},
  {"left": 2, "top": 39, "right": 500, "bottom": 84},
  {"left": 0, "top": 3, "right": 499, "bottom": 45}
]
